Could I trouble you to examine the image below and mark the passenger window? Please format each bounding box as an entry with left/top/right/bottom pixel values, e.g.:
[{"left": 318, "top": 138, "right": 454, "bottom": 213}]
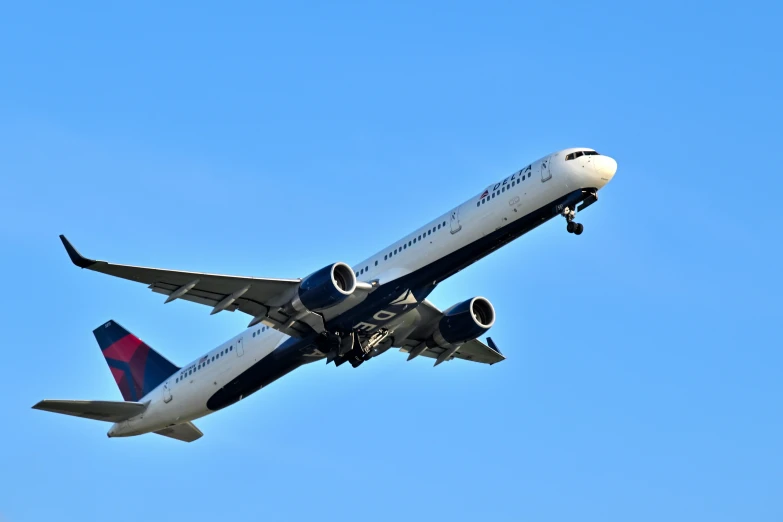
[
  {"left": 413, "top": 238, "right": 417, "bottom": 244},
  {"left": 437, "top": 224, "right": 441, "bottom": 229},
  {"left": 365, "top": 266, "right": 368, "bottom": 271},
  {"left": 375, "top": 260, "right": 378, "bottom": 266},
  {"left": 408, "top": 241, "right": 411, "bottom": 247}
]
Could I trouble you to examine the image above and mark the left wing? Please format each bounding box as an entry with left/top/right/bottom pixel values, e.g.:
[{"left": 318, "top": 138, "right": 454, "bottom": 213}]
[
  {"left": 398, "top": 300, "right": 505, "bottom": 365},
  {"left": 60, "top": 235, "right": 322, "bottom": 337}
]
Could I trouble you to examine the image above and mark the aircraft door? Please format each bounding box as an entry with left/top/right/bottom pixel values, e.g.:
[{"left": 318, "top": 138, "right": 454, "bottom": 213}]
[
  {"left": 163, "top": 381, "right": 172, "bottom": 403},
  {"left": 236, "top": 337, "right": 244, "bottom": 357},
  {"left": 450, "top": 208, "right": 462, "bottom": 234},
  {"left": 540, "top": 157, "right": 552, "bottom": 182}
]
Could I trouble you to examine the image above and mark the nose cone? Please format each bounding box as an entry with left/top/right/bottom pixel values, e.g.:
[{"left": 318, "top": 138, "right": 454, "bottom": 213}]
[{"left": 593, "top": 155, "right": 617, "bottom": 185}]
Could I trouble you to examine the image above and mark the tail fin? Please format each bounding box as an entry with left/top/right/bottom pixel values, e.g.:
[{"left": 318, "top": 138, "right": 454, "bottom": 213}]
[{"left": 93, "top": 320, "right": 179, "bottom": 402}]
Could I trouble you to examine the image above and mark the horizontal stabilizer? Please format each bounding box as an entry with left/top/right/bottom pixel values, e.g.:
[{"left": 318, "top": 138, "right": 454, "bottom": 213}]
[
  {"left": 32, "top": 399, "right": 147, "bottom": 423},
  {"left": 154, "top": 422, "right": 203, "bottom": 443}
]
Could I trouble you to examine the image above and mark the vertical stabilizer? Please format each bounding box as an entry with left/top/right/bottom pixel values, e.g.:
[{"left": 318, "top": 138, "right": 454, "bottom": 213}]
[{"left": 93, "top": 320, "right": 179, "bottom": 401}]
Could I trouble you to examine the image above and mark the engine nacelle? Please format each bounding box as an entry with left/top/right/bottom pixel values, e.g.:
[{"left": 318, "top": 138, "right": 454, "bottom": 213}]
[
  {"left": 292, "top": 262, "right": 357, "bottom": 313},
  {"left": 432, "top": 297, "right": 495, "bottom": 348}
]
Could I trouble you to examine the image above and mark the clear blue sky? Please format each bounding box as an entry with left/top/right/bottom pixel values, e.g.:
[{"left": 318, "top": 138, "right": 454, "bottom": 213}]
[{"left": 1, "top": 2, "right": 780, "bottom": 520}]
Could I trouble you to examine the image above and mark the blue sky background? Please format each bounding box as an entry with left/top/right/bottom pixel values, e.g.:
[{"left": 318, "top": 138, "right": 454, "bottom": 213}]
[{"left": 1, "top": 1, "right": 781, "bottom": 520}]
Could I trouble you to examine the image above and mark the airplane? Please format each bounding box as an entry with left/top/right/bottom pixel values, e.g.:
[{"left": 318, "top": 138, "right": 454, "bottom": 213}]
[{"left": 33, "top": 147, "right": 617, "bottom": 442}]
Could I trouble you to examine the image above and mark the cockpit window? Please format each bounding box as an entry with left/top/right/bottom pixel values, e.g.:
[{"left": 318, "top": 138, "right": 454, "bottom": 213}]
[{"left": 565, "top": 150, "right": 600, "bottom": 160}]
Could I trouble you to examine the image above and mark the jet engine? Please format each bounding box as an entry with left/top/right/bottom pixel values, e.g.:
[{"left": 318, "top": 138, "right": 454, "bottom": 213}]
[
  {"left": 431, "top": 297, "right": 495, "bottom": 348},
  {"left": 291, "top": 262, "right": 357, "bottom": 313}
]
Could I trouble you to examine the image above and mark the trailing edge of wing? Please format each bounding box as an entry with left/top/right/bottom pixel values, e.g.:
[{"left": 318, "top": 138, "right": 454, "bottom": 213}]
[{"left": 425, "top": 338, "right": 506, "bottom": 365}]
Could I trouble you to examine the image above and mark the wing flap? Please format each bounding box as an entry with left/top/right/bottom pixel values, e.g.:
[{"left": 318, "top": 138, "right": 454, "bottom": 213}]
[
  {"left": 154, "top": 422, "right": 203, "bottom": 443},
  {"left": 87, "top": 260, "right": 299, "bottom": 307},
  {"left": 32, "top": 400, "right": 147, "bottom": 422},
  {"left": 404, "top": 338, "right": 505, "bottom": 365}
]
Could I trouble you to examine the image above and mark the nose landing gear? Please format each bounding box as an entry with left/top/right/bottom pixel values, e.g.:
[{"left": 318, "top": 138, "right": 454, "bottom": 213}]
[{"left": 562, "top": 207, "right": 584, "bottom": 235}]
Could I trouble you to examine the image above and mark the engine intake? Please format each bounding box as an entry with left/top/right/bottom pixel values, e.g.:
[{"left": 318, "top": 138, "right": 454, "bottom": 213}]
[
  {"left": 432, "top": 297, "right": 495, "bottom": 348},
  {"left": 293, "top": 262, "right": 357, "bottom": 313}
]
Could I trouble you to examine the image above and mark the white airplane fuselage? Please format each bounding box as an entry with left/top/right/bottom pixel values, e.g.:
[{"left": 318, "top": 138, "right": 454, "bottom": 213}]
[{"left": 99, "top": 148, "right": 617, "bottom": 438}]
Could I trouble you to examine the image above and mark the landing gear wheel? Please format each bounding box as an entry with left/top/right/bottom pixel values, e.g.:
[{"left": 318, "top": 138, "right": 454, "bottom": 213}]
[
  {"left": 574, "top": 223, "right": 584, "bottom": 235},
  {"left": 566, "top": 221, "right": 576, "bottom": 234}
]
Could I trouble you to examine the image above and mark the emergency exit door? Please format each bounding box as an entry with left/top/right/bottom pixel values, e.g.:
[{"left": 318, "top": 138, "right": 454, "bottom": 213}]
[{"left": 450, "top": 208, "right": 462, "bottom": 234}]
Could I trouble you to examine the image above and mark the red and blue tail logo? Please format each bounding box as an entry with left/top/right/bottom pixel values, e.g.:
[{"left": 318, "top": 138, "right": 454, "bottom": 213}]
[{"left": 93, "top": 321, "right": 179, "bottom": 402}]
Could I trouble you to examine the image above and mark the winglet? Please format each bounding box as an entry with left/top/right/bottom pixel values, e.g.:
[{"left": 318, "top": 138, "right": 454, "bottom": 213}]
[
  {"left": 59, "top": 235, "right": 97, "bottom": 268},
  {"left": 487, "top": 337, "right": 502, "bottom": 355}
]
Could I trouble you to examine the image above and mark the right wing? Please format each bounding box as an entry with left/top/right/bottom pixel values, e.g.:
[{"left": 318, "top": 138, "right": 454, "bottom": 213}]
[
  {"left": 154, "top": 422, "right": 203, "bottom": 443},
  {"left": 403, "top": 338, "right": 506, "bottom": 365},
  {"left": 60, "top": 235, "right": 328, "bottom": 337},
  {"left": 397, "top": 300, "right": 505, "bottom": 365},
  {"left": 32, "top": 400, "right": 147, "bottom": 423}
]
